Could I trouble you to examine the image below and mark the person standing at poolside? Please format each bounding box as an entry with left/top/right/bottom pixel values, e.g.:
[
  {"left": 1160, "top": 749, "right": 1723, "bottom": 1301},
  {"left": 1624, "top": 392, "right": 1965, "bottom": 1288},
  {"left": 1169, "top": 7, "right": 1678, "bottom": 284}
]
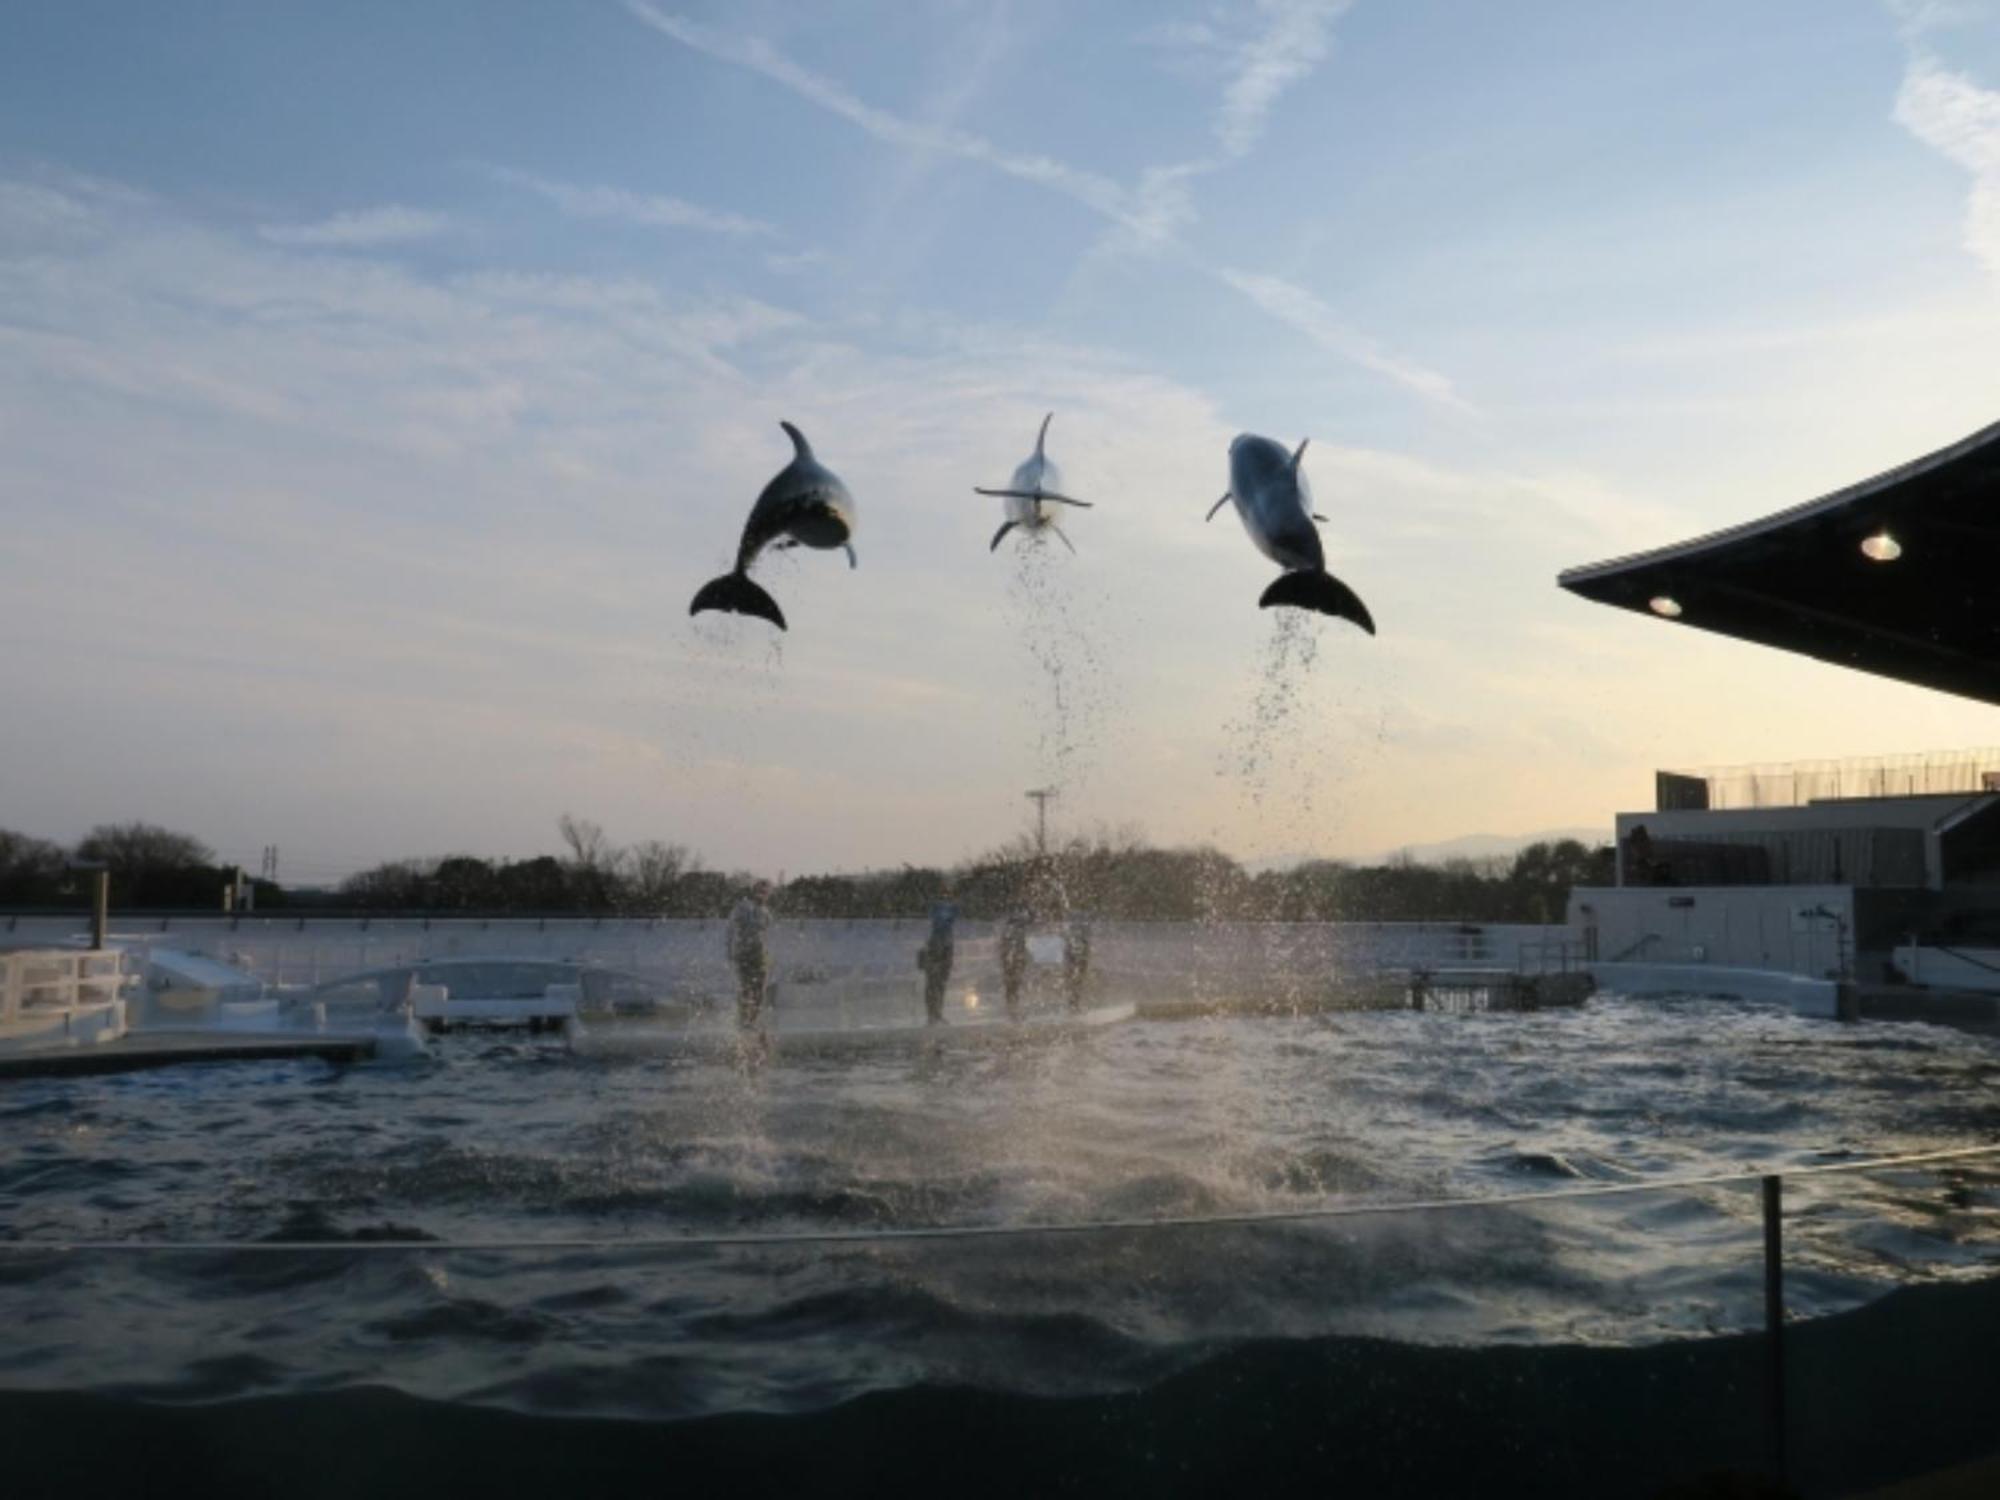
[
  {"left": 728, "top": 880, "right": 774, "bottom": 1030},
  {"left": 1061, "top": 911, "right": 1093, "bottom": 1012},
  {"left": 919, "top": 883, "right": 960, "bottom": 1024},
  {"left": 999, "top": 907, "right": 1032, "bottom": 1019}
]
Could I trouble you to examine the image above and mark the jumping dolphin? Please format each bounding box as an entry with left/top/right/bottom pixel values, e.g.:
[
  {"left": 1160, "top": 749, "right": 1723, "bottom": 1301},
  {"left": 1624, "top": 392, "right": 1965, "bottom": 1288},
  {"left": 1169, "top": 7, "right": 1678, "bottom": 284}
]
[
  {"left": 1206, "top": 433, "right": 1375, "bottom": 633},
  {"left": 689, "top": 421, "right": 857, "bottom": 631},
  {"left": 975, "top": 412, "right": 1091, "bottom": 553}
]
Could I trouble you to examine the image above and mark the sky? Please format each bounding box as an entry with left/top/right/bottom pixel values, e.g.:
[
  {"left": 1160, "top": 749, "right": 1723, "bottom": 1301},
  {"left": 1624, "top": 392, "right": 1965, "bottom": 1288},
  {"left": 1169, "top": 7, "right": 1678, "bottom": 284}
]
[{"left": 2, "top": 0, "right": 1999, "bottom": 885}]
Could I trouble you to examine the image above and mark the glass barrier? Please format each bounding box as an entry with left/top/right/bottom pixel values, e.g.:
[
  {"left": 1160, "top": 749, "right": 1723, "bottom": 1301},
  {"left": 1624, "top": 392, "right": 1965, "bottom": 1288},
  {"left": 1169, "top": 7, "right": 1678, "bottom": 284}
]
[{"left": 15, "top": 1155, "right": 1995, "bottom": 1496}]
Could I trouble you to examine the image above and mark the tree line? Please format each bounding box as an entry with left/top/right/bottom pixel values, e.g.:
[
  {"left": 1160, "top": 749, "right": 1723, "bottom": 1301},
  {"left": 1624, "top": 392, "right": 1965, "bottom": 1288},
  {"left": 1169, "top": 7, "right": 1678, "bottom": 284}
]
[
  {"left": 0, "top": 815, "right": 1612, "bottom": 924},
  {"left": 0, "top": 823, "right": 281, "bottom": 909}
]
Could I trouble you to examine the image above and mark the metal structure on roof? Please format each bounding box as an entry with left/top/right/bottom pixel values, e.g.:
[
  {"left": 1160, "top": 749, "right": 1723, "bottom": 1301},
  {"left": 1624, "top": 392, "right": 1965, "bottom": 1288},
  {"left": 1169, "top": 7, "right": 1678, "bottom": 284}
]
[{"left": 1558, "top": 419, "right": 2000, "bottom": 706}]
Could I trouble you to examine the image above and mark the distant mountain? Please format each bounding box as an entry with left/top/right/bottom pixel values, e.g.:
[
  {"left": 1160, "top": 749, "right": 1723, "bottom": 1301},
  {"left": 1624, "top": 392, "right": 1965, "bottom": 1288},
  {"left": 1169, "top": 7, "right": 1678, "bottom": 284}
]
[
  {"left": 1242, "top": 827, "right": 1612, "bottom": 874},
  {"left": 1366, "top": 828, "right": 1612, "bottom": 867}
]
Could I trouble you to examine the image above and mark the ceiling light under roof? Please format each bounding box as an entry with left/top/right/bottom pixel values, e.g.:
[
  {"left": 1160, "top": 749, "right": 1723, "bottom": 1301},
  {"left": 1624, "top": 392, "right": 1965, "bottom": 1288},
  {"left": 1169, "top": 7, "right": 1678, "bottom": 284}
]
[
  {"left": 1860, "top": 531, "right": 1902, "bottom": 562},
  {"left": 1648, "top": 595, "right": 1683, "bottom": 619}
]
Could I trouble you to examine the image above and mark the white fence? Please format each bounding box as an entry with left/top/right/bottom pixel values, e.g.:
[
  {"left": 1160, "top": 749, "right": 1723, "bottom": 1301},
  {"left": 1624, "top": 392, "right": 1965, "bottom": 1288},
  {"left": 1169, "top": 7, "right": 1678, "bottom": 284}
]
[
  {"left": 0, "top": 917, "right": 1571, "bottom": 1014},
  {"left": 0, "top": 948, "right": 130, "bottom": 1045}
]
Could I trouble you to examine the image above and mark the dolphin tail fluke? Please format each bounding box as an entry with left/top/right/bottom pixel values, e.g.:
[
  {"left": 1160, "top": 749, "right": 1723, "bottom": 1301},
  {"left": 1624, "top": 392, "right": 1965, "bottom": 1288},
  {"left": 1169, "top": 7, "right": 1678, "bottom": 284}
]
[
  {"left": 1035, "top": 411, "right": 1053, "bottom": 459},
  {"left": 690, "top": 571, "right": 788, "bottom": 630},
  {"left": 1040, "top": 492, "right": 1091, "bottom": 508},
  {"left": 990, "top": 521, "right": 1018, "bottom": 551},
  {"left": 1205, "top": 493, "right": 1232, "bottom": 522},
  {"left": 1259, "top": 569, "right": 1375, "bottom": 635}
]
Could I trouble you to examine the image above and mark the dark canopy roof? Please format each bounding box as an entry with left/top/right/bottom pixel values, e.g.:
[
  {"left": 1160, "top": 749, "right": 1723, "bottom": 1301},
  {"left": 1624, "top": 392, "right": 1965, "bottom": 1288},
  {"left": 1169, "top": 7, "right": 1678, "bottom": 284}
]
[{"left": 1558, "top": 419, "right": 2000, "bottom": 706}]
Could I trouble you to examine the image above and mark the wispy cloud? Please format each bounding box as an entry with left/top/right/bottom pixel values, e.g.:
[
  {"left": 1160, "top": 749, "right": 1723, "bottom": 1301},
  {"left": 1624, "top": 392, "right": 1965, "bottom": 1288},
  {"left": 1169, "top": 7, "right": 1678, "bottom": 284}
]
[
  {"left": 1120, "top": 4, "right": 1482, "bottom": 415},
  {"left": 1217, "top": 268, "right": 1479, "bottom": 415},
  {"left": 622, "top": 2, "right": 1165, "bottom": 242},
  {"left": 622, "top": 1, "right": 1470, "bottom": 412},
  {"left": 1893, "top": 51, "right": 2000, "bottom": 284},
  {"left": 764, "top": 247, "right": 833, "bottom": 275},
  {"left": 1137, "top": 0, "right": 1350, "bottom": 183},
  {"left": 1212, "top": 0, "right": 1353, "bottom": 159},
  {"left": 1885, "top": 0, "right": 1993, "bottom": 41},
  {"left": 257, "top": 205, "right": 450, "bottom": 247},
  {"left": 484, "top": 165, "right": 774, "bottom": 237}
]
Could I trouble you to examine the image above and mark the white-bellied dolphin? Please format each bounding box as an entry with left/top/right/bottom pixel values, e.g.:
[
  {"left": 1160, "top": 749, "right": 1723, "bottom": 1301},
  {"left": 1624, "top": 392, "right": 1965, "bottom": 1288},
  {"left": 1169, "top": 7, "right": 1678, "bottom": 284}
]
[
  {"left": 1206, "top": 433, "right": 1374, "bottom": 633},
  {"left": 975, "top": 412, "right": 1092, "bottom": 553},
  {"left": 689, "top": 421, "right": 857, "bottom": 631}
]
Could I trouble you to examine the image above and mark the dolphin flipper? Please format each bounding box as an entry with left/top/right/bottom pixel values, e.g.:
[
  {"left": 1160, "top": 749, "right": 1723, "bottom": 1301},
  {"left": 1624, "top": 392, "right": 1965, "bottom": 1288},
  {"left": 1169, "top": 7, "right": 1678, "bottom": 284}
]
[
  {"left": 1051, "top": 525, "right": 1076, "bottom": 555},
  {"left": 690, "top": 571, "right": 788, "bottom": 630},
  {"left": 1258, "top": 569, "right": 1375, "bottom": 635},
  {"left": 975, "top": 487, "right": 1093, "bottom": 509},
  {"left": 990, "top": 521, "right": 1017, "bottom": 551},
  {"left": 1205, "top": 493, "right": 1233, "bottom": 522}
]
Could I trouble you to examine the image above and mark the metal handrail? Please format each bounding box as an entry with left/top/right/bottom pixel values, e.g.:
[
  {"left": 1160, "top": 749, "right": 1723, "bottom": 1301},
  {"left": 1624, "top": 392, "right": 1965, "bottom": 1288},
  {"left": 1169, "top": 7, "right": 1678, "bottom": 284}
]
[
  {"left": 1608, "top": 932, "right": 1664, "bottom": 962},
  {"left": 1924, "top": 942, "right": 2000, "bottom": 978}
]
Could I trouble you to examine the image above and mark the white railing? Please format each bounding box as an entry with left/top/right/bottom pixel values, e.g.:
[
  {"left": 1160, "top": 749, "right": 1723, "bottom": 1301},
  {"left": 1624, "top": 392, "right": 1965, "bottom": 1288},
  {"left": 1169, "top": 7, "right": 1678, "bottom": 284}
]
[
  {"left": 1667, "top": 745, "right": 2000, "bottom": 810},
  {"left": 0, "top": 921, "right": 1575, "bottom": 1020},
  {"left": 0, "top": 948, "right": 130, "bottom": 1027}
]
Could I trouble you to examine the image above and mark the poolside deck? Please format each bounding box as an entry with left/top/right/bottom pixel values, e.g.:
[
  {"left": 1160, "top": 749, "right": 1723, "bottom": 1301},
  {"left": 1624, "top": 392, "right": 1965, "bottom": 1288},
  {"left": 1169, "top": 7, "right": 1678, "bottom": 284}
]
[{"left": 1133, "top": 968, "right": 1594, "bottom": 1020}]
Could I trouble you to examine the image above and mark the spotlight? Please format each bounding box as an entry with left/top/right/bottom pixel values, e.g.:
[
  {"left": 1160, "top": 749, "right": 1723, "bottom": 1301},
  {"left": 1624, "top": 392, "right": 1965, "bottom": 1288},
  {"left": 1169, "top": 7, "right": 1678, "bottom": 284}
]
[{"left": 1860, "top": 531, "right": 1901, "bottom": 562}]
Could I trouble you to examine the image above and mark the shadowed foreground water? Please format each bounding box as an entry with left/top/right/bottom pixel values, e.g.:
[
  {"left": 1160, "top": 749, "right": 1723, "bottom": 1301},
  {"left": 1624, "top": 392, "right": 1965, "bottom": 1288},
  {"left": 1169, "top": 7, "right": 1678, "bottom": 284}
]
[{"left": 5, "top": 993, "right": 2000, "bottom": 1496}]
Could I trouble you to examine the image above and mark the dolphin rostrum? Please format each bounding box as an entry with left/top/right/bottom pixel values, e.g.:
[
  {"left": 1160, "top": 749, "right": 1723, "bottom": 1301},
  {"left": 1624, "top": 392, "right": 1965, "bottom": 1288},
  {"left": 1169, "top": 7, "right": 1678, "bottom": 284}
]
[
  {"left": 1206, "top": 433, "right": 1375, "bottom": 633},
  {"left": 689, "top": 421, "right": 857, "bottom": 631},
  {"left": 974, "top": 412, "right": 1092, "bottom": 553}
]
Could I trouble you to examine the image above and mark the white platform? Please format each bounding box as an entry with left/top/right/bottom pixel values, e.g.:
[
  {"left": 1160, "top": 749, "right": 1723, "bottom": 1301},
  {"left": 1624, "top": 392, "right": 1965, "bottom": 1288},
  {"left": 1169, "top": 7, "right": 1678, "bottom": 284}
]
[{"left": 1589, "top": 961, "right": 1844, "bottom": 1018}]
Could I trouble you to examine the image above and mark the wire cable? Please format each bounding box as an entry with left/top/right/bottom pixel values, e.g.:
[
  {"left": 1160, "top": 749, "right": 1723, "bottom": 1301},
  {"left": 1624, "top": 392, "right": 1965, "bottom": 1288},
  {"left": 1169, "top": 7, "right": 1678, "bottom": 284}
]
[{"left": 4, "top": 1143, "right": 1995, "bottom": 1255}]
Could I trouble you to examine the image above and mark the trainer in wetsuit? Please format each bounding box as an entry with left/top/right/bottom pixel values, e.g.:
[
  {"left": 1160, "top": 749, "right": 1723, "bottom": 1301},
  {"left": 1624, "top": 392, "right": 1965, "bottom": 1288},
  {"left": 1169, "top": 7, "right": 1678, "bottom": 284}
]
[
  {"left": 728, "top": 880, "right": 774, "bottom": 1029},
  {"left": 999, "top": 908, "right": 1032, "bottom": 1019},
  {"left": 1061, "top": 912, "right": 1093, "bottom": 1011},
  {"left": 919, "top": 884, "right": 959, "bottom": 1024}
]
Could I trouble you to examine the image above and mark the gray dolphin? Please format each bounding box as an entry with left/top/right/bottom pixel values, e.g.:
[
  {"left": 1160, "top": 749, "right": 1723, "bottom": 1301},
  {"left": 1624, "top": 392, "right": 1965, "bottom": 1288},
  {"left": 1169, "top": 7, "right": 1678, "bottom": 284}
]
[
  {"left": 689, "top": 421, "right": 857, "bottom": 631},
  {"left": 974, "top": 412, "right": 1092, "bottom": 553},
  {"left": 1206, "top": 433, "right": 1374, "bottom": 633}
]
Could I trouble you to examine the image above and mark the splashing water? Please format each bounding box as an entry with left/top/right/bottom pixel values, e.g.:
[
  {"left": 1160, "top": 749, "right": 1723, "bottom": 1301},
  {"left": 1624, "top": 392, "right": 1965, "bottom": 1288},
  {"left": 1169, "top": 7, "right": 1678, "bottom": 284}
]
[
  {"left": 1002, "top": 534, "right": 1114, "bottom": 802},
  {"left": 7, "top": 998, "right": 1999, "bottom": 1429},
  {"left": 1222, "top": 610, "right": 1324, "bottom": 816},
  {"left": 660, "top": 571, "right": 787, "bottom": 794}
]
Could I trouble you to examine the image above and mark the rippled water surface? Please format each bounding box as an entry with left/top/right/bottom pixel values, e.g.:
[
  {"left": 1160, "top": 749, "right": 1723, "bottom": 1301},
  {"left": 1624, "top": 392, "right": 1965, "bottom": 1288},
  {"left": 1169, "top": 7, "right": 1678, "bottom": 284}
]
[{"left": 4, "top": 993, "right": 1999, "bottom": 1420}]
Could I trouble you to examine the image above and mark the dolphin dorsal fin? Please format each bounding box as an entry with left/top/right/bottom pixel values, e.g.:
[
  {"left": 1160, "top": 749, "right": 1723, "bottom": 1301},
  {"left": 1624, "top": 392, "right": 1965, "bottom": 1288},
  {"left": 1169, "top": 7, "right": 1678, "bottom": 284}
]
[
  {"left": 1290, "top": 436, "right": 1310, "bottom": 471},
  {"left": 1035, "top": 412, "right": 1053, "bottom": 460},
  {"left": 779, "top": 421, "right": 813, "bottom": 460}
]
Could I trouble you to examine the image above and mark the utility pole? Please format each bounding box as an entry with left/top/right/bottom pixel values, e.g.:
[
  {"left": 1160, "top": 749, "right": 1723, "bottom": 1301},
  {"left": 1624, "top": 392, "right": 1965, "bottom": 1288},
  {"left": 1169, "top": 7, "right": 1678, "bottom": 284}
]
[
  {"left": 67, "top": 861, "right": 109, "bottom": 950},
  {"left": 1025, "top": 787, "right": 1058, "bottom": 856}
]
